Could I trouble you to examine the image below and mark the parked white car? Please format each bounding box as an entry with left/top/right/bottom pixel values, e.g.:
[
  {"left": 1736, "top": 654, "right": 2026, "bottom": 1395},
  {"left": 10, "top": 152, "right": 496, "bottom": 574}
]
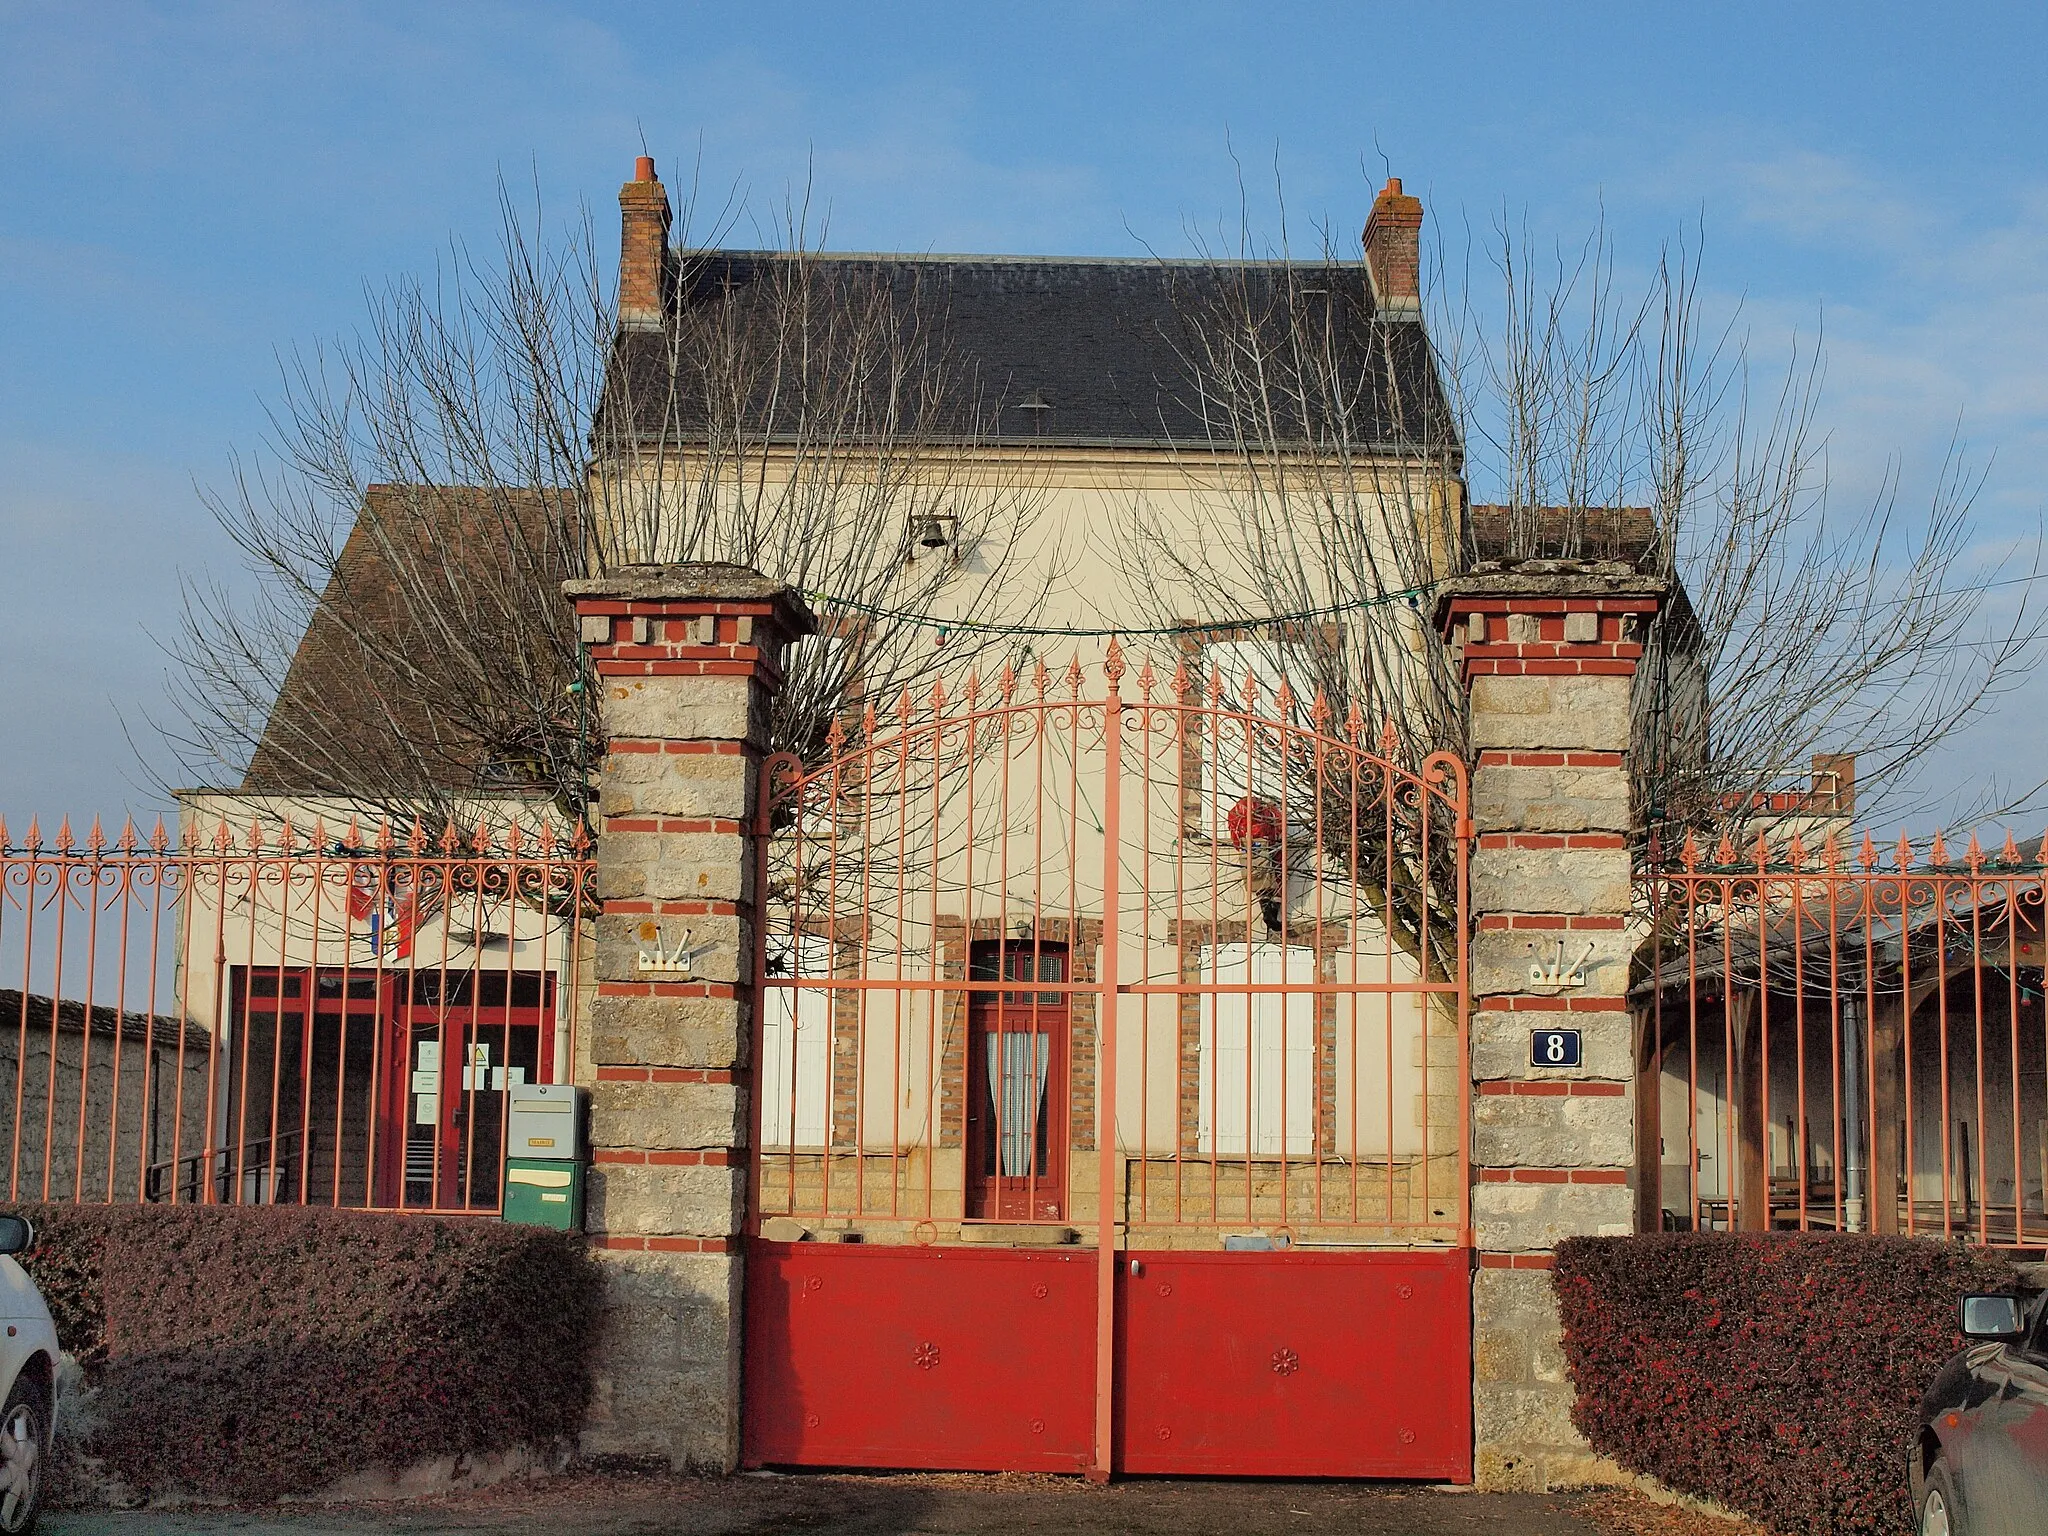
[{"left": 0, "top": 1217, "right": 57, "bottom": 1533}]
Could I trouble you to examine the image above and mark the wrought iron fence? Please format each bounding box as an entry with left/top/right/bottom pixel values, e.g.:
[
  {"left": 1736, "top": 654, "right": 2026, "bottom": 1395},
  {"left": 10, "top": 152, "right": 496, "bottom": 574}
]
[
  {"left": 1643, "top": 831, "right": 2048, "bottom": 1246},
  {"left": 0, "top": 815, "right": 594, "bottom": 1213},
  {"left": 751, "top": 649, "right": 1472, "bottom": 1248}
]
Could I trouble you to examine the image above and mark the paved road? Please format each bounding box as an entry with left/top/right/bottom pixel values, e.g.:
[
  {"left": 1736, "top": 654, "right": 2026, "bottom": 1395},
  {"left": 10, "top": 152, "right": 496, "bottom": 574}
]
[{"left": 40, "top": 1470, "right": 1679, "bottom": 1535}]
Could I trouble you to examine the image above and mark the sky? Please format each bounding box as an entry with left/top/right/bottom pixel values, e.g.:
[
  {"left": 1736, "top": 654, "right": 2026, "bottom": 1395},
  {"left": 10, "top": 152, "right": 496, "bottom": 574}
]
[{"left": 3, "top": 0, "right": 2046, "bottom": 838}]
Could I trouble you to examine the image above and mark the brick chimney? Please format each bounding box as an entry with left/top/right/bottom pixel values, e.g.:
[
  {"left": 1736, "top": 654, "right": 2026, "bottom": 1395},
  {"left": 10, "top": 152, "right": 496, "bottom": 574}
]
[
  {"left": 1810, "top": 752, "right": 1856, "bottom": 815},
  {"left": 1363, "top": 177, "right": 1424, "bottom": 318},
  {"left": 618, "top": 155, "right": 672, "bottom": 333}
]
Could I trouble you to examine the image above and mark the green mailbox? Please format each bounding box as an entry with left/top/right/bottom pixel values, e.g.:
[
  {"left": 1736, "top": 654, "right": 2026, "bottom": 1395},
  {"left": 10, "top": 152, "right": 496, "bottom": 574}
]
[
  {"left": 503, "top": 1157, "right": 584, "bottom": 1229},
  {"left": 503, "top": 1084, "right": 586, "bottom": 1230}
]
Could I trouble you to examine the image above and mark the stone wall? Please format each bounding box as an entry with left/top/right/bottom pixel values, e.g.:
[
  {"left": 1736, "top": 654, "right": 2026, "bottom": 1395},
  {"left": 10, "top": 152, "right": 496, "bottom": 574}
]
[
  {"left": 0, "top": 1012, "right": 209, "bottom": 1203},
  {"left": 1438, "top": 563, "right": 1667, "bottom": 1491}
]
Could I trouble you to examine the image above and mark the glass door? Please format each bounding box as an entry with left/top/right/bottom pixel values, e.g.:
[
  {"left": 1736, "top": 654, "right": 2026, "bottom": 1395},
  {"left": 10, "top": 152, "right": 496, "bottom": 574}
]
[{"left": 966, "top": 940, "right": 1069, "bottom": 1221}]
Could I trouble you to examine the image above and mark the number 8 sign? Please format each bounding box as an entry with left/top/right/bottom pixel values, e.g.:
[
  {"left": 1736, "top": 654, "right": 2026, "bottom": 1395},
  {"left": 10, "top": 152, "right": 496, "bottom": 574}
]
[{"left": 1530, "top": 1029, "right": 1582, "bottom": 1068}]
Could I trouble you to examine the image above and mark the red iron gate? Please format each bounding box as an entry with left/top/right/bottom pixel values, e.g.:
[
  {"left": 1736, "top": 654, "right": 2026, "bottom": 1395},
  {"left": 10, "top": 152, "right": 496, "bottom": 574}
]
[
  {"left": 743, "top": 646, "right": 1472, "bottom": 1478},
  {"left": 1643, "top": 832, "right": 2048, "bottom": 1245},
  {"left": 0, "top": 815, "right": 593, "bottom": 1213}
]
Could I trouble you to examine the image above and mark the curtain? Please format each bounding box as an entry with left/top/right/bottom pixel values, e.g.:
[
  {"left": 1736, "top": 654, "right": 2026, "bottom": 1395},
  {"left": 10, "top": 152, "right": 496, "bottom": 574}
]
[{"left": 985, "top": 1032, "right": 1052, "bottom": 1177}]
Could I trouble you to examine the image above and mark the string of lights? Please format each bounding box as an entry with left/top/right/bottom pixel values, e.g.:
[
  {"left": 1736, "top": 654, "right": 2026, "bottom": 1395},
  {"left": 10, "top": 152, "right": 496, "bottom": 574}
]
[{"left": 795, "top": 579, "right": 1440, "bottom": 640}]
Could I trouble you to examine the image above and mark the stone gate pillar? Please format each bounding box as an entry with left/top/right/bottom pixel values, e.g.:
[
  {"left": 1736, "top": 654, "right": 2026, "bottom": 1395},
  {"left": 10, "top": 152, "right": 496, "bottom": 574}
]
[
  {"left": 563, "top": 562, "right": 814, "bottom": 1470},
  {"left": 1437, "top": 560, "right": 1668, "bottom": 1491}
]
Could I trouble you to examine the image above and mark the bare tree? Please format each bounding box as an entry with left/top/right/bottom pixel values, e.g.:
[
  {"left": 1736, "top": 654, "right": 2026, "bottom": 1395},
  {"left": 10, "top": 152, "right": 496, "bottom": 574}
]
[
  {"left": 1116, "top": 194, "right": 2042, "bottom": 964},
  {"left": 156, "top": 182, "right": 1049, "bottom": 831},
  {"left": 1109, "top": 219, "right": 1468, "bottom": 972},
  {"left": 1443, "top": 221, "right": 2044, "bottom": 846}
]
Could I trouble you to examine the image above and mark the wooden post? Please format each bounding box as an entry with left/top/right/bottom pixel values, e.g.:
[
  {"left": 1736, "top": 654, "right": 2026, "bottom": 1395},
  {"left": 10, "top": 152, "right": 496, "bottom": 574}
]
[
  {"left": 1634, "top": 1002, "right": 1664, "bottom": 1233},
  {"left": 1732, "top": 990, "right": 1768, "bottom": 1232},
  {"left": 1869, "top": 992, "right": 1903, "bottom": 1235}
]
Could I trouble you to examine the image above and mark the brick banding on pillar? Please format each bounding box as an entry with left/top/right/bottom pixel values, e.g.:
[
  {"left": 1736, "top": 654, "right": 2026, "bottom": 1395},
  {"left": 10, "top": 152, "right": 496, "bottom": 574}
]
[
  {"left": 1477, "top": 1253, "right": 1557, "bottom": 1271},
  {"left": 1488, "top": 995, "right": 1631, "bottom": 1013},
  {"left": 566, "top": 561, "right": 817, "bottom": 1472},
  {"left": 1477, "top": 914, "right": 1628, "bottom": 931},
  {"left": 594, "top": 1066, "right": 741, "bottom": 1084},
  {"left": 1477, "top": 750, "right": 1626, "bottom": 768},
  {"left": 1475, "top": 1080, "right": 1628, "bottom": 1097},
  {"left": 595, "top": 981, "right": 740, "bottom": 1000},
  {"left": 1438, "top": 559, "right": 1669, "bottom": 1492},
  {"left": 592, "top": 1235, "right": 738, "bottom": 1254},
  {"left": 1477, "top": 832, "right": 1628, "bottom": 850}
]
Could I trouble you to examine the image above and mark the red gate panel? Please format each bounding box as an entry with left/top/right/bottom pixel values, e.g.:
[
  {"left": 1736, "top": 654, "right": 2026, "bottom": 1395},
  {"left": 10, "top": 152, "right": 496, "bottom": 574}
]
[
  {"left": 743, "top": 1240, "right": 1095, "bottom": 1472},
  {"left": 746, "top": 652, "right": 1474, "bottom": 1479},
  {"left": 1116, "top": 1249, "right": 1472, "bottom": 1479}
]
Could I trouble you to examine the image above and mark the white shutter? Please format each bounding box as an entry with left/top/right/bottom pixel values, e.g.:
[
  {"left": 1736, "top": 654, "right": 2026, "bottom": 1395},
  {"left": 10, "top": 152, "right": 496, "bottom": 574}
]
[
  {"left": 1197, "top": 943, "right": 1317, "bottom": 1156},
  {"left": 760, "top": 935, "right": 832, "bottom": 1148}
]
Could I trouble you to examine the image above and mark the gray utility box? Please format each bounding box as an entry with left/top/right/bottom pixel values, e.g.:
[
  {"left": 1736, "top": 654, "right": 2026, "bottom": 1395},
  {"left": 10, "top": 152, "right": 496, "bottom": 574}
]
[{"left": 507, "top": 1083, "right": 586, "bottom": 1160}]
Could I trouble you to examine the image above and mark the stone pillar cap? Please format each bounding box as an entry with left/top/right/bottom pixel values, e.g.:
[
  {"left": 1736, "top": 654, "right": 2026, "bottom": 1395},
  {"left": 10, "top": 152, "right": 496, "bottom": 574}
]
[
  {"left": 1435, "top": 562, "right": 1669, "bottom": 637},
  {"left": 564, "top": 563, "right": 817, "bottom": 634}
]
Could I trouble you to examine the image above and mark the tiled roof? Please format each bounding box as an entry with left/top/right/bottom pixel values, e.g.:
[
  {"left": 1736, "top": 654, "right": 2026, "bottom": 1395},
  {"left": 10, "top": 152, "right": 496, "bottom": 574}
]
[{"left": 241, "top": 485, "right": 574, "bottom": 797}]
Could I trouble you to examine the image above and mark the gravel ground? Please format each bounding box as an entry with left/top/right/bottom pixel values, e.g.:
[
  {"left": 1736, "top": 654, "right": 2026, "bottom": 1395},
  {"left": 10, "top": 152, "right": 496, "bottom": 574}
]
[{"left": 42, "top": 1468, "right": 1766, "bottom": 1536}]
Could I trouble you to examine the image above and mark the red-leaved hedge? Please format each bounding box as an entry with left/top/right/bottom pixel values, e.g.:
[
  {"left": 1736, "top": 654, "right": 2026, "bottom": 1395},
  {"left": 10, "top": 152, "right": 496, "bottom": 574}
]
[
  {"left": 3, "top": 1203, "right": 601, "bottom": 1503},
  {"left": 1555, "top": 1232, "right": 2019, "bottom": 1535}
]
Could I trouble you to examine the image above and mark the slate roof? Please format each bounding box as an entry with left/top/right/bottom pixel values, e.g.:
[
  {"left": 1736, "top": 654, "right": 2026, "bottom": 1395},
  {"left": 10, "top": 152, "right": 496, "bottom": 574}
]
[{"left": 603, "top": 252, "right": 1456, "bottom": 454}]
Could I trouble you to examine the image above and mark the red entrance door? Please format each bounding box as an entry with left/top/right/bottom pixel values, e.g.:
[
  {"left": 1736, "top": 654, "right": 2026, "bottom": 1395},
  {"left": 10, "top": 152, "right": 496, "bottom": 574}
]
[
  {"left": 966, "top": 940, "right": 1068, "bottom": 1222},
  {"left": 373, "top": 969, "right": 557, "bottom": 1210}
]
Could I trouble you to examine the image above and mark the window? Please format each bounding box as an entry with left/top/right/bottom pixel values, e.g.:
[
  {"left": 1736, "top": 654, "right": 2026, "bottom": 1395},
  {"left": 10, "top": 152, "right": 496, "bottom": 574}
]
[
  {"left": 1199, "top": 638, "right": 1309, "bottom": 836},
  {"left": 966, "top": 941, "right": 1069, "bottom": 1216},
  {"left": 969, "top": 939, "right": 1067, "bottom": 1005},
  {"left": 760, "top": 935, "right": 833, "bottom": 1149},
  {"left": 1196, "top": 943, "right": 1317, "bottom": 1156}
]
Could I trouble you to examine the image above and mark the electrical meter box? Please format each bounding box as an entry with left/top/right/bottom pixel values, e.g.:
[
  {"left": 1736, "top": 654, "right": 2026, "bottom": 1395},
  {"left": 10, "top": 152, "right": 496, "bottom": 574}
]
[
  {"left": 507, "top": 1082, "right": 584, "bottom": 1160},
  {"left": 503, "top": 1159, "right": 583, "bottom": 1230}
]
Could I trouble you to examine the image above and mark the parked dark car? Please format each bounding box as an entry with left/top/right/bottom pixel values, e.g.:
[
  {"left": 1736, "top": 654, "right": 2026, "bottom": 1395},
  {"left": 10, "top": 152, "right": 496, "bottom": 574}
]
[{"left": 1913, "top": 1292, "right": 2048, "bottom": 1534}]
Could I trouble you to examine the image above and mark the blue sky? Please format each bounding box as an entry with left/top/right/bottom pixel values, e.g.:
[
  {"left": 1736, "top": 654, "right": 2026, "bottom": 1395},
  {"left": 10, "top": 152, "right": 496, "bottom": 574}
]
[{"left": 3, "top": 1, "right": 2045, "bottom": 833}]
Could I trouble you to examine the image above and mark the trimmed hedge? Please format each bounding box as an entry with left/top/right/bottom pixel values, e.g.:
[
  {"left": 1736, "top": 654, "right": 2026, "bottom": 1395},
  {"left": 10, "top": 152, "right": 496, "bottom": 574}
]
[
  {"left": 1555, "top": 1232, "right": 2020, "bottom": 1536},
  {"left": 3, "top": 1203, "right": 601, "bottom": 1503}
]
